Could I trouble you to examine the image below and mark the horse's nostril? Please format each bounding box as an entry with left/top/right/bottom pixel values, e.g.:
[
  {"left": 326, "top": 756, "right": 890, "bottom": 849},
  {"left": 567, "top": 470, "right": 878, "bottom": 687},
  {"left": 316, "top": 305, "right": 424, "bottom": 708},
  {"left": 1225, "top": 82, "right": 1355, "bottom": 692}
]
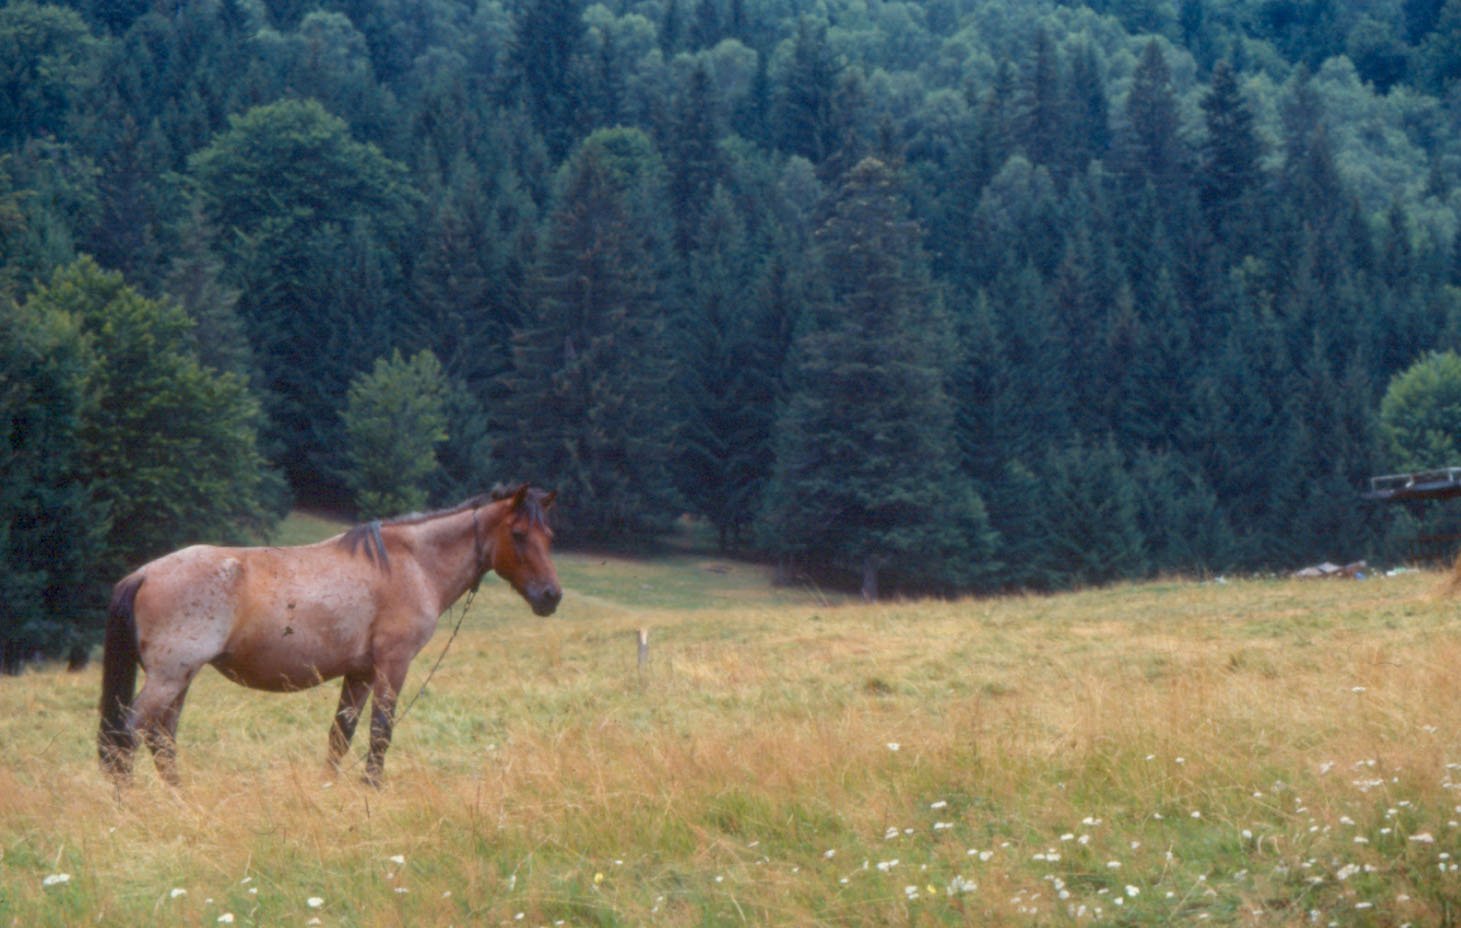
[{"left": 531, "top": 585, "right": 562, "bottom": 615}]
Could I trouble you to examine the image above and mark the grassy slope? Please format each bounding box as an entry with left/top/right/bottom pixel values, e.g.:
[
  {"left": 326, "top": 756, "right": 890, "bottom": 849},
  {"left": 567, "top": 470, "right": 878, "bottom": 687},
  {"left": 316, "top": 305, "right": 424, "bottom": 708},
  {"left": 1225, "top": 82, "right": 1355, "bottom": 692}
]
[{"left": 2, "top": 515, "right": 1460, "bottom": 925}]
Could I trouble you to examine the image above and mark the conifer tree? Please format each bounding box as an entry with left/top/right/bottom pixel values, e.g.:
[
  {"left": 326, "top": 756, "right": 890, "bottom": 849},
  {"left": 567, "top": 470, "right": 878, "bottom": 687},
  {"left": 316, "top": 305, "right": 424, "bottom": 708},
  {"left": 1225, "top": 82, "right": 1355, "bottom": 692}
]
[
  {"left": 1065, "top": 43, "right": 1111, "bottom": 172},
  {"left": 761, "top": 158, "right": 996, "bottom": 598},
  {"left": 501, "top": 129, "right": 680, "bottom": 542},
  {"left": 505, "top": 0, "right": 585, "bottom": 161},
  {"left": 678, "top": 188, "right": 775, "bottom": 549},
  {"left": 1017, "top": 28, "right": 1064, "bottom": 171},
  {"left": 774, "top": 18, "right": 840, "bottom": 165},
  {"left": 664, "top": 63, "right": 725, "bottom": 258},
  {"left": 1198, "top": 60, "right": 1264, "bottom": 243},
  {"left": 1116, "top": 40, "right": 1188, "bottom": 201},
  {"left": 1037, "top": 438, "right": 1147, "bottom": 586}
]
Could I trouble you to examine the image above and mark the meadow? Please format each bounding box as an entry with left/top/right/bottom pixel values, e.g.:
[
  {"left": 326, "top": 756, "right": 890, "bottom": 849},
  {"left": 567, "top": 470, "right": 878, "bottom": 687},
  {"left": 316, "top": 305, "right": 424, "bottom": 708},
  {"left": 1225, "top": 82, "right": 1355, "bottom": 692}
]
[{"left": 3, "top": 519, "right": 1461, "bottom": 926}]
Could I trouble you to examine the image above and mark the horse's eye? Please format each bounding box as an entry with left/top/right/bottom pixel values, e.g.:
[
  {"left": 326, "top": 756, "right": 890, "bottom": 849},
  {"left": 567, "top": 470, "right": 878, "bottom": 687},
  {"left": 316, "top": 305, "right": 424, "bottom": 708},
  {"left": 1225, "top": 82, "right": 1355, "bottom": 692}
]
[{"left": 511, "top": 529, "right": 527, "bottom": 544}]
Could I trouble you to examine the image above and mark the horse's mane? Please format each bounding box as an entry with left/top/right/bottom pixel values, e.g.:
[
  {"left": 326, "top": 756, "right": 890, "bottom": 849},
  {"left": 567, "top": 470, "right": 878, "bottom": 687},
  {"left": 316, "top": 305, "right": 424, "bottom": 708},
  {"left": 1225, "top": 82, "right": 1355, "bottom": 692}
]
[
  {"left": 489, "top": 483, "right": 553, "bottom": 532},
  {"left": 337, "top": 486, "right": 550, "bottom": 566}
]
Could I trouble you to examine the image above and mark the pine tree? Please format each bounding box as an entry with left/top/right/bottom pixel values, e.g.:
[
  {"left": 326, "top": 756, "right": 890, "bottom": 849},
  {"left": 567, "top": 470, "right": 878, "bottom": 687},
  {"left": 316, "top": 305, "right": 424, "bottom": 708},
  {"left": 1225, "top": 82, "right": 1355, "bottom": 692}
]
[
  {"left": 664, "top": 63, "right": 725, "bottom": 258},
  {"left": 1197, "top": 60, "right": 1264, "bottom": 244},
  {"left": 500, "top": 130, "right": 680, "bottom": 542},
  {"left": 1037, "top": 438, "right": 1147, "bottom": 587},
  {"left": 1017, "top": 28, "right": 1064, "bottom": 171},
  {"left": 1115, "top": 40, "right": 1188, "bottom": 202},
  {"left": 1065, "top": 42, "right": 1111, "bottom": 173},
  {"left": 1131, "top": 451, "right": 1237, "bottom": 575},
  {"left": 505, "top": 0, "right": 586, "bottom": 161},
  {"left": 761, "top": 158, "right": 996, "bottom": 597},
  {"left": 774, "top": 18, "right": 840, "bottom": 165},
  {"left": 678, "top": 188, "right": 776, "bottom": 549}
]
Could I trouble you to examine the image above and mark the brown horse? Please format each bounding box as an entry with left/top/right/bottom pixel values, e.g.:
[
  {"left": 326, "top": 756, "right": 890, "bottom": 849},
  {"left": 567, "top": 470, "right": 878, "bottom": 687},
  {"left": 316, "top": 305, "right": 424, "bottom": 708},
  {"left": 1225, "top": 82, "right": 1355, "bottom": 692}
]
[{"left": 98, "top": 485, "right": 560, "bottom": 787}]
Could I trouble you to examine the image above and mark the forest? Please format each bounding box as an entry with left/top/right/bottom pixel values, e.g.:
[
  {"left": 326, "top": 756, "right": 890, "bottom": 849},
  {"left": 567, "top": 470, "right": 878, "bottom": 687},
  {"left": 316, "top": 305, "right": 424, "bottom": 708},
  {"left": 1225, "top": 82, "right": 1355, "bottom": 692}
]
[{"left": 3, "top": 0, "right": 1461, "bottom": 662}]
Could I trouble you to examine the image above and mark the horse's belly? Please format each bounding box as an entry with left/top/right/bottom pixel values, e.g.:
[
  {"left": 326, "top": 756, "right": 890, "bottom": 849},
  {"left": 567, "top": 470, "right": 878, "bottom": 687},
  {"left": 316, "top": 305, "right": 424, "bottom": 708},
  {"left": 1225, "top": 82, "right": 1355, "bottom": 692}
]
[{"left": 214, "top": 607, "right": 373, "bottom": 691}]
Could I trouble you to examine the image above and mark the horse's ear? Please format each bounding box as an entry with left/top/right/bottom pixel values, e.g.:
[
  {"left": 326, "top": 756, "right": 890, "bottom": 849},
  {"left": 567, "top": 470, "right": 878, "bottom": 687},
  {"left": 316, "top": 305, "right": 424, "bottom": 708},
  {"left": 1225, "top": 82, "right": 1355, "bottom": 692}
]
[
  {"left": 541, "top": 491, "right": 556, "bottom": 509},
  {"left": 510, "top": 483, "right": 530, "bottom": 509}
]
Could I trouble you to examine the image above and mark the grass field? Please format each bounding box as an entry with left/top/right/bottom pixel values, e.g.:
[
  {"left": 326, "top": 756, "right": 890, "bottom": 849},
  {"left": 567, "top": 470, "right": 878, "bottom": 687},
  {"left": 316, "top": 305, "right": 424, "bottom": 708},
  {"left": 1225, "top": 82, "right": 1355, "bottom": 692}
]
[{"left": 3, "top": 516, "right": 1461, "bottom": 926}]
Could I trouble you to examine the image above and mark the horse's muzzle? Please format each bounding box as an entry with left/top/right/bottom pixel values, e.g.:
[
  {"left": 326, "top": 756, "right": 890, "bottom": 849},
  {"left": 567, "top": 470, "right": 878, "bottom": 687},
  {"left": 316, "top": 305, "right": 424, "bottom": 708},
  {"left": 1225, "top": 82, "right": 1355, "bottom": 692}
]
[{"left": 530, "top": 585, "right": 562, "bottom": 617}]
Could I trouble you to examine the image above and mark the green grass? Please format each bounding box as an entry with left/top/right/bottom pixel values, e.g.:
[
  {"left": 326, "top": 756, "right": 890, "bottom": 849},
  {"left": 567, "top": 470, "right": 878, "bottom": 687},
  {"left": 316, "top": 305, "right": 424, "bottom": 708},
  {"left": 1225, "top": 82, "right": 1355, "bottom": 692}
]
[{"left": 3, "top": 516, "right": 1461, "bottom": 925}]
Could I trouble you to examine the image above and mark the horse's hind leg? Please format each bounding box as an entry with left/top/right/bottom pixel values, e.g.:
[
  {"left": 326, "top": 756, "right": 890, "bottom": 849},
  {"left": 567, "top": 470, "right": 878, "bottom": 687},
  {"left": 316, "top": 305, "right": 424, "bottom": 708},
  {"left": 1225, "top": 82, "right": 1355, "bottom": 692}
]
[
  {"left": 132, "top": 669, "right": 196, "bottom": 787},
  {"left": 326, "top": 674, "right": 370, "bottom": 772}
]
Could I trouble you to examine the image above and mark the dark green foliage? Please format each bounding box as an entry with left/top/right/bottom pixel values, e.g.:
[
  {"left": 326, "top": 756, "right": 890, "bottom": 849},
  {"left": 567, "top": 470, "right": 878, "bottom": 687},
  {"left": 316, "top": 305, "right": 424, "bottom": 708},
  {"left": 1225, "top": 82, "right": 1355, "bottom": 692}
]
[
  {"left": 774, "top": 18, "right": 841, "bottom": 165},
  {"left": 0, "top": 296, "right": 104, "bottom": 671},
  {"left": 1198, "top": 61, "right": 1263, "bottom": 243},
  {"left": 505, "top": 0, "right": 586, "bottom": 161},
  {"left": 678, "top": 188, "right": 777, "bottom": 550},
  {"left": 22, "top": 258, "right": 278, "bottom": 581},
  {"left": 664, "top": 63, "right": 725, "bottom": 257},
  {"left": 761, "top": 158, "right": 997, "bottom": 596},
  {"left": 1033, "top": 438, "right": 1147, "bottom": 588},
  {"left": 341, "top": 348, "right": 449, "bottom": 519},
  {"left": 1379, "top": 351, "right": 1461, "bottom": 470},
  {"left": 189, "top": 99, "right": 415, "bottom": 501},
  {"left": 499, "top": 129, "right": 680, "bottom": 543},
  {"left": 0, "top": 3, "right": 94, "bottom": 149},
  {"left": 1115, "top": 41, "right": 1189, "bottom": 201}
]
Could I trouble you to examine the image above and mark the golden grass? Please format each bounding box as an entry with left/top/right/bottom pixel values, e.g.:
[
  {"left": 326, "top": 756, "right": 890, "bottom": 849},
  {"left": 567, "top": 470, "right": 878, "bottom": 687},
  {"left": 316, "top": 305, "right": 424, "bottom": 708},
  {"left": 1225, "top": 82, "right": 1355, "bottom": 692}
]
[{"left": 3, "top": 568, "right": 1461, "bottom": 926}]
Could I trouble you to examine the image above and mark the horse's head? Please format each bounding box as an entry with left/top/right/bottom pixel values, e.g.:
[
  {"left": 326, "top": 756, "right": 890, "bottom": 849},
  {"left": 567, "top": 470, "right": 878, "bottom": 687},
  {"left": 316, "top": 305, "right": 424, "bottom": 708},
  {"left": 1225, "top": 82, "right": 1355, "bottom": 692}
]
[{"left": 488, "top": 484, "right": 562, "bottom": 616}]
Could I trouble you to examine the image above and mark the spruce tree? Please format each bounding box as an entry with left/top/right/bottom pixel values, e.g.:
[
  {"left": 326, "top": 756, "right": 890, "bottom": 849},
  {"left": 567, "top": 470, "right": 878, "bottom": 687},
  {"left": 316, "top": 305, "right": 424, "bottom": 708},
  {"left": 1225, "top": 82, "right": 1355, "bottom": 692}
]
[
  {"left": 500, "top": 129, "right": 680, "bottom": 542},
  {"left": 1115, "top": 40, "right": 1188, "bottom": 203},
  {"left": 664, "top": 63, "right": 725, "bottom": 258},
  {"left": 1197, "top": 60, "right": 1264, "bottom": 244},
  {"left": 761, "top": 158, "right": 996, "bottom": 598},
  {"left": 505, "top": 0, "right": 585, "bottom": 161},
  {"left": 678, "top": 188, "right": 775, "bottom": 549},
  {"left": 774, "top": 18, "right": 840, "bottom": 165}
]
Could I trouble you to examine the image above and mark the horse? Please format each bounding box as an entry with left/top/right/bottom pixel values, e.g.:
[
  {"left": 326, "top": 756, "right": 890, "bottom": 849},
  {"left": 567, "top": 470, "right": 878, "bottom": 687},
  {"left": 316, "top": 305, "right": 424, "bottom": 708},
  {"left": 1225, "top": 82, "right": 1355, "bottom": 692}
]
[{"left": 97, "top": 484, "right": 561, "bottom": 787}]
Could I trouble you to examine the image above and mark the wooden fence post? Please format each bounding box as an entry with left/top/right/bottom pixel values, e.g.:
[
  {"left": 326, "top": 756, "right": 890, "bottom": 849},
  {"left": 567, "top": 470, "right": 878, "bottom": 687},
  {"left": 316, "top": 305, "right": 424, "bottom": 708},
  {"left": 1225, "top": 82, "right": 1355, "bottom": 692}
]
[{"left": 636, "top": 627, "right": 649, "bottom": 687}]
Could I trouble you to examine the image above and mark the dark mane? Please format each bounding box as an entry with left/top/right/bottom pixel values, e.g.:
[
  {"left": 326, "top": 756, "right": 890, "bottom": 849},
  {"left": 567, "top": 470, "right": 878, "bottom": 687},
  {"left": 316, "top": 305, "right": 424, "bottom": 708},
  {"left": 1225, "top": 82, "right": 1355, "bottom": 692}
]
[
  {"left": 490, "top": 483, "right": 553, "bottom": 531},
  {"left": 337, "top": 488, "right": 549, "bottom": 566}
]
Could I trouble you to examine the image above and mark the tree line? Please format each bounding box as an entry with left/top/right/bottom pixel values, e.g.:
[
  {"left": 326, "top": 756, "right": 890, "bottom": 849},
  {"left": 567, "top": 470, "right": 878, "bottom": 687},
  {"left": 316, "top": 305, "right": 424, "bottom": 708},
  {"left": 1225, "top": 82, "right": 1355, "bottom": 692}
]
[{"left": 4, "top": 0, "right": 1461, "bottom": 662}]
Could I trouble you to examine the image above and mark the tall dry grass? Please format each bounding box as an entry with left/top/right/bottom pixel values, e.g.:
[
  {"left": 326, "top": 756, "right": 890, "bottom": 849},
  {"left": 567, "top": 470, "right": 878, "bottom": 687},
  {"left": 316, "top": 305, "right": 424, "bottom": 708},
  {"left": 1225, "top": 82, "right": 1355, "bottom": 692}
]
[{"left": 3, "top": 569, "right": 1461, "bottom": 925}]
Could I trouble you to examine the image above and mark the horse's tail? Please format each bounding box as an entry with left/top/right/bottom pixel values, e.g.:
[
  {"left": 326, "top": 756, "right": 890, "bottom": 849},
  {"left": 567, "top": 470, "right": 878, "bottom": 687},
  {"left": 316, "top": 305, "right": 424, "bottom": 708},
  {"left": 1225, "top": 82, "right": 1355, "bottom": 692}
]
[{"left": 98, "top": 574, "right": 143, "bottom": 779}]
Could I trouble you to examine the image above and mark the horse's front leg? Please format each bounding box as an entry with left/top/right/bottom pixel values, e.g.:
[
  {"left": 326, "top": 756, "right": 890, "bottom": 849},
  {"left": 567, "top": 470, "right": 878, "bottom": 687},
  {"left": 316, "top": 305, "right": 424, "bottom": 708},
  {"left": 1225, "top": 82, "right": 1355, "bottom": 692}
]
[
  {"left": 363, "top": 658, "right": 410, "bottom": 788},
  {"left": 326, "top": 674, "right": 371, "bottom": 773}
]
